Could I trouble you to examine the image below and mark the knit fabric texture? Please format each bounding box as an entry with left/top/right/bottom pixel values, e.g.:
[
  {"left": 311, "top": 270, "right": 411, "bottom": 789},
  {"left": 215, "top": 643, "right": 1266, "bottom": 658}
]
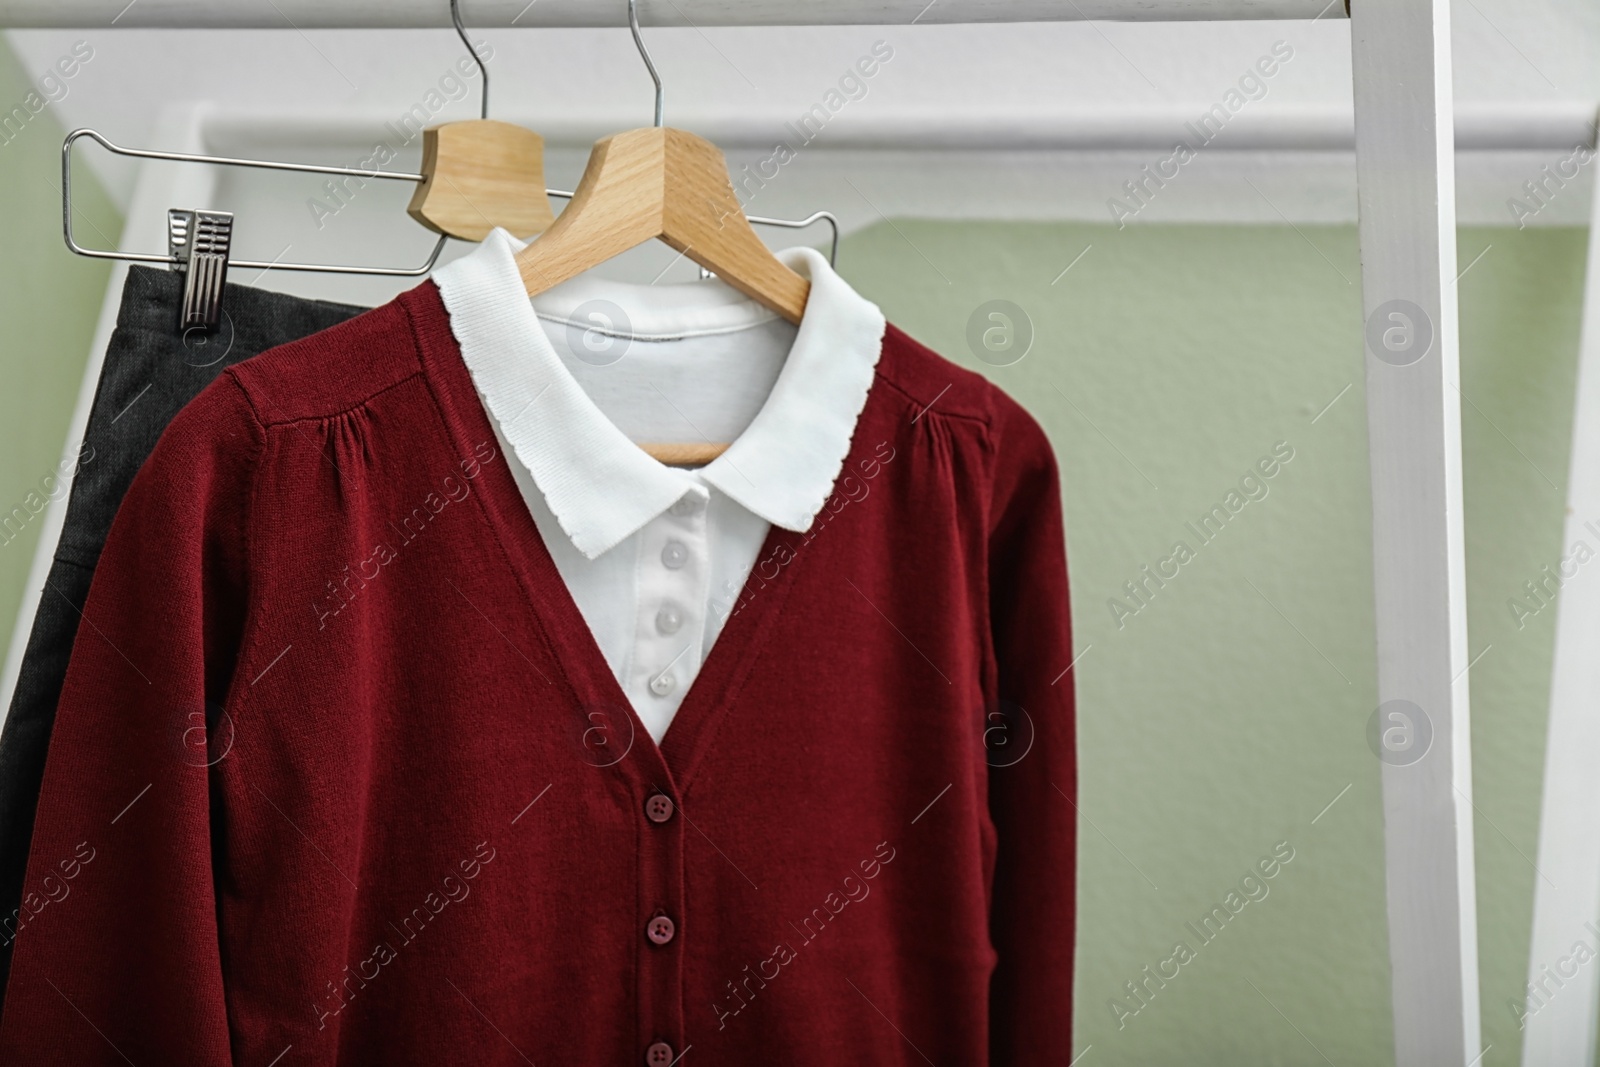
[
  {"left": 0, "top": 266, "right": 363, "bottom": 1014},
  {"left": 0, "top": 279, "right": 1077, "bottom": 1066}
]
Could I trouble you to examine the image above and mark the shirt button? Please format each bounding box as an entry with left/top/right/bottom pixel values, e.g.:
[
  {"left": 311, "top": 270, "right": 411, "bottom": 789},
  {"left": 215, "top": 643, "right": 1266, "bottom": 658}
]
[
  {"left": 660, "top": 540, "right": 688, "bottom": 569},
  {"left": 645, "top": 794, "right": 675, "bottom": 823},
  {"left": 670, "top": 494, "right": 703, "bottom": 518},
  {"left": 649, "top": 672, "right": 676, "bottom": 697},
  {"left": 655, "top": 605, "right": 683, "bottom": 635},
  {"left": 646, "top": 1041, "right": 674, "bottom": 1066},
  {"left": 647, "top": 915, "right": 677, "bottom": 945}
]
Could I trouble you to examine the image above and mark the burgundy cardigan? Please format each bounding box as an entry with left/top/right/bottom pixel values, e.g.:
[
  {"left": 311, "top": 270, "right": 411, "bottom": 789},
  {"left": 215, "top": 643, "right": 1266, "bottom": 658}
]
[{"left": 0, "top": 281, "right": 1076, "bottom": 1066}]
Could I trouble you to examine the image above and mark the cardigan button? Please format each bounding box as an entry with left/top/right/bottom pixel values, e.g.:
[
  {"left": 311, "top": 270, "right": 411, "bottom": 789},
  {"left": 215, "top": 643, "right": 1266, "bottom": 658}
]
[
  {"left": 645, "top": 1041, "right": 674, "bottom": 1065},
  {"left": 647, "top": 914, "right": 677, "bottom": 945},
  {"left": 645, "top": 794, "right": 675, "bottom": 823}
]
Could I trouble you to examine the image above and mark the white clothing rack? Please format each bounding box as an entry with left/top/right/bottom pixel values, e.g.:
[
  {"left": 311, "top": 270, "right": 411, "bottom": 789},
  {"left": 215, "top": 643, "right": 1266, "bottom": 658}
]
[
  {"left": 3, "top": 0, "right": 1345, "bottom": 27},
  {"left": 16, "top": 3, "right": 1600, "bottom": 1066},
  {"left": 202, "top": 101, "right": 1597, "bottom": 154}
]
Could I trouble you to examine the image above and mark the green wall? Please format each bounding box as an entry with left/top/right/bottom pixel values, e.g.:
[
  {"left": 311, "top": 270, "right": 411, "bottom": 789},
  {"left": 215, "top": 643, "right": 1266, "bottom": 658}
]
[
  {"left": 0, "top": 35, "right": 122, "bottom": 673},
  {"left": 843, "top": 219, "right": 1587, "bottom": 1066},
  {"left": 1459, "top": 229, "right": 1587, "bottom": 1066}
]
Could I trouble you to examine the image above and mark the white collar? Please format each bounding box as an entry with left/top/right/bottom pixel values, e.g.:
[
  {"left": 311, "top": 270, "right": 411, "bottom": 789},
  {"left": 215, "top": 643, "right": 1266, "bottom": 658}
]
[{"left": 431, "top": 227, "right": 887, "bottom": 560}]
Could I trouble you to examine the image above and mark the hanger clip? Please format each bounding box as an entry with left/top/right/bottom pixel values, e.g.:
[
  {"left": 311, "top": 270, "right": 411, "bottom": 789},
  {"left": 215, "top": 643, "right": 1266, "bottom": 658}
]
[{"left": 168, "top": 208, "right": 233, "bottom": 334}]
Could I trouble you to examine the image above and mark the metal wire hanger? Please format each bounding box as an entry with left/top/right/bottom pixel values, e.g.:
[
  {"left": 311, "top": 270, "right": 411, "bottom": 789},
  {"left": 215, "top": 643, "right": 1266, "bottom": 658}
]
[{"left": 58, "top": 0, "right": 839, "bottom": 330}]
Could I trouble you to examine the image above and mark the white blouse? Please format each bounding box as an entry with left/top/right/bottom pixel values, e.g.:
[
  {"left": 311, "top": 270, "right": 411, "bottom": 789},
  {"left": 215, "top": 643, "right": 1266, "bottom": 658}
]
[{"left": 432, "top": 229, "right": 886, "bottom": 743}]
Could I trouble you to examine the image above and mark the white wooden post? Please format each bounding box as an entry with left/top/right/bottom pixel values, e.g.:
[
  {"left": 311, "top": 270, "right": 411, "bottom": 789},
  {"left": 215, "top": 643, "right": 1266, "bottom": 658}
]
[
  {"left": 1521, "top": 120, "right": 1600, "bottom": 1067},
  {"left": 1351, "top": 1, "right": 1480, "bottom": 1063}
]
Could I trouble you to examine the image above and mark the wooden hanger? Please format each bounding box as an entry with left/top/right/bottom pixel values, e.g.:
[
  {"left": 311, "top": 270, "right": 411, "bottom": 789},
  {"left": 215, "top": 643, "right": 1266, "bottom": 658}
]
[
  {"left": 407, "top": 0, "right": 555, "bottom": 242},
  {"left": 514, "top": 127, "right": 809, "bottom": 323},
  {"left": 514, "top": 0, "right": 813, "bottom": 468},
  {"left": 409, "top": 119, "right": 554, "bottom": 241}
]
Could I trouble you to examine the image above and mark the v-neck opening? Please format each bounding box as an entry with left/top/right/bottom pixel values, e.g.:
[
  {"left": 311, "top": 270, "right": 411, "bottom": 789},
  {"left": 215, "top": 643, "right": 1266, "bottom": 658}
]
[{"left": 405, "top": 280, "right": 818, "bottom": 794}]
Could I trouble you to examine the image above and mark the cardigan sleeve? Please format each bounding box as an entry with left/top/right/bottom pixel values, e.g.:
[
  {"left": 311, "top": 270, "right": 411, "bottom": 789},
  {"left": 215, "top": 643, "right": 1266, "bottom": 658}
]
[
  {"left": 0, "top": 373, "right": 260, "bottom": 1066},
  {"left": 984, "top": 397, "right": 1078, "bottom": 1064}
]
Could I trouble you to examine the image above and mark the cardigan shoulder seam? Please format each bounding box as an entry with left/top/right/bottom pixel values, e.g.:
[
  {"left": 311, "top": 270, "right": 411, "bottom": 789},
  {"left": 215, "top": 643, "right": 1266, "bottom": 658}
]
[
  {"left": 212, "top": 370, "right": 271, "bottom": 474},
  {"left": 871, "top": 323, "right": 1005, "bottom": 432},
  {"left": 209, "top": 369, "right": 272, "bottom": 733},
  {"left": 871, "top": 369, "right": 994, "bottom": 431},
  {"left": 227, "top": 366, "right": 425, "bottom": 429},
  {"left": 221, "top": 297, "right": 425, "bottom": 427}
]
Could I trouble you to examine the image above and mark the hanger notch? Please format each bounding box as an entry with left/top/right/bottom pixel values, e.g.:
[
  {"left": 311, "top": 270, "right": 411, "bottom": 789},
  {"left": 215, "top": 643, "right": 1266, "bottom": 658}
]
[{"left": 407, "top": 120, "right": 555, "bottom": 241}]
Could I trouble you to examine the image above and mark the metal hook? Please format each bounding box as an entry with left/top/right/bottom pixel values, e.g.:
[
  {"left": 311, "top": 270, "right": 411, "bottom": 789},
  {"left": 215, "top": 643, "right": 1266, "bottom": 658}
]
[
  {"left": 628, "top": 0, "right": 664, "bottom": 128},
  {"left": 747, "top": 210, "right": 840, "bottom": 269},
  {"left": 622, "top": 0, "right": 836, "bottom": 267},
  {"left": 450, "top": 0, "right": 489, "bottom": 120}
]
